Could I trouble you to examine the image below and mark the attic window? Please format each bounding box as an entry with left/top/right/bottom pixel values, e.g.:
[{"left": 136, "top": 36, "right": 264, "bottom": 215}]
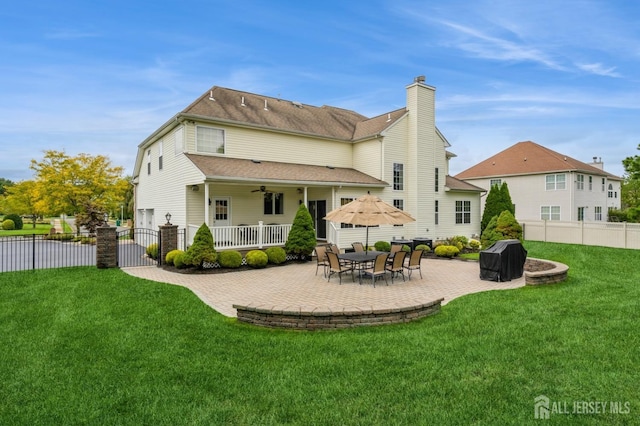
[{"left": 196, "top": 126, "right": 225, "bottom": 154}]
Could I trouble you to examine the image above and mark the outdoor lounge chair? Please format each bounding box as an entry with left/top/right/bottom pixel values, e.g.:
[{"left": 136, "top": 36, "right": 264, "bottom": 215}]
[
  {"left": 385, "top": 250, "right": 407, "bottom": 283},
  {"left": 326, "top": 251, "right": 354, "bottom": 284},
  {"left": 361, "top": 253, "right": 389, "bottom": 287},
  {"left": 404, "top": 249, "right": 424, "bottom": 280},
  {"left": 314, "top": 245, "right": 330, "bottom": 277}
]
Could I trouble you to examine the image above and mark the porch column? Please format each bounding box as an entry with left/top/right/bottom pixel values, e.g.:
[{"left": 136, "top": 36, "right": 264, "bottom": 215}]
[
  {"left": 205, "top": 183, "right": 210, "bottom": 226},
  {"left": 303, "top": 187, "right": 308, "bottom": 206}
]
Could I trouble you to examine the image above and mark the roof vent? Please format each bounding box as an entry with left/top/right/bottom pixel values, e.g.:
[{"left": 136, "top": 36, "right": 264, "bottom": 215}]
[
  {"left": 241, "top": 96, "right": 246, "bottom": 107},
  {"left": 326, "top": 165, "right": 335, "bottom": 169},
  {"left": 292, "top": 101, "right": 303, "bottom": 108},
  {"left": 414, "top": 75, "right": 426, "bottom": 83},
  {"left": 251, "top": 159, "right": 261, "bottom": 164},
  {"left": 264, "top": 99, "right": 268, "bottom": 111},
  {"left": 386, "top": 113, "right": 391, "bottom": 122},
  {"left": 208, "top": 90, "right": 215, "bottom": 101}
]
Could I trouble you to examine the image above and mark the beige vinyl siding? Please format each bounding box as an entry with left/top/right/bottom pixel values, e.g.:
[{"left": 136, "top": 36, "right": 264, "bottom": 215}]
[
  {"left": 184, "top": 121, "right": 354, "bottom": 168},
  {"left": 137, "top": 130, "right": 205, "bottom": 229},
  {"left": 353, "top": 138, "right": 383, "bottom": 180},
  {"left": 436, "top": 192, "right": 479, "bottom": 240},
  {"left": 465, "top": 172, "right": 620, "bottom": 222}
]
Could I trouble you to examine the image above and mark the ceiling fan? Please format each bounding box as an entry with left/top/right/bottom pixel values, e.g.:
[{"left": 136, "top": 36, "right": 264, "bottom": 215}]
[{"left": 251, "top": 185, "right": 276, "bottom": 194}]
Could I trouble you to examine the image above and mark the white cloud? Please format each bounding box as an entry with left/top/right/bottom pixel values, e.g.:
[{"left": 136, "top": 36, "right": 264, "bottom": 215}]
[{"left": 576, "top": 62, "right": 621, "bottom": 78}]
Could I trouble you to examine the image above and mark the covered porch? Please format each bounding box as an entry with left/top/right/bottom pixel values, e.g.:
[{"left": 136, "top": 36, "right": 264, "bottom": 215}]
[{"left": 184, "top": 155, "right": 388, "bottom": 250}]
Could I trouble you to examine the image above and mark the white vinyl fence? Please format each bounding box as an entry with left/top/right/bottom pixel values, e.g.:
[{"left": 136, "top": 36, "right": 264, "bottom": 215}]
[{"left": 522, "top": 220, "right": 640, "bottom": 249}]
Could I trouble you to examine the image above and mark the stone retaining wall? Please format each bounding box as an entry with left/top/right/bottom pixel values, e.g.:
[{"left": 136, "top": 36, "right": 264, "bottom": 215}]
[
  {"left": 524, "top": 258, "right": 569, "bottom": 285},
  {"left": 233, "top": 298, "right": 444, "bottom": 330}
]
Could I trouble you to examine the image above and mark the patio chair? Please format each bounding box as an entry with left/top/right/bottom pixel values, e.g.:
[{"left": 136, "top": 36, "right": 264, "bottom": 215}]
[
  {"left": 329, "top": 244, "right": 340, "bottom": 254},
  {"left": 404, "top": 249, "right": 424, "bottom": 280},
  {"left": 352, "top": 242, "right": 365, "bottom": 252},
  {"left": 361, "top": 253, "right": 389, "bottom": 287},
  {"left": 387, "top": 243, "right": 403, "bottom": 263},
  {"left": 385, "top": 250, "right": 407, "bottom": 283},
  {"left": 314, "top": 245, "right": 330, "bottom": 277},
  {"left": 326, "top": 251, "right": 354, "bottom": 284}
]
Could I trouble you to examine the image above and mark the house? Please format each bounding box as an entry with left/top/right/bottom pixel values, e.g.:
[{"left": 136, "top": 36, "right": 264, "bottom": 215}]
[
  {"left": 455, "top": 141, "right": 622, "bottom": 222},
  {"left": 132, "top": 76, "right": 484, "bottom": 250}
]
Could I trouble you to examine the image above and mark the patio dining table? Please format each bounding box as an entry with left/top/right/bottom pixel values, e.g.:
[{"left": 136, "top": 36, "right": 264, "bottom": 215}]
[{"left": 339, "top": 250, "right": 387, "bottom": 283}]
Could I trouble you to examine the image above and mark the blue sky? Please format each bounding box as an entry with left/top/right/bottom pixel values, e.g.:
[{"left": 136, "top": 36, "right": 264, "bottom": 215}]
[{"left": 1, "top": 0, "right": 638, "bottom": 182}]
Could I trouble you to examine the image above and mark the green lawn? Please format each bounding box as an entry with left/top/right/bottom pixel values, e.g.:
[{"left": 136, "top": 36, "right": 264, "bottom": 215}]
[
  {"left": 0, "top": 223, "right": 52, "bottom": 236},
  {"left": 0, "top": 242, "right": 638, "bottom": 425}
]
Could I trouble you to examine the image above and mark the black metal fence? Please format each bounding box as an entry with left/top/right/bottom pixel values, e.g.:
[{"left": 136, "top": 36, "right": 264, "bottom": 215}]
[
  {"left": 117, "top": 228, "right": 158, "bottom": 267},
  {"left": 0, "top": 233, "right": 96, "bottom": 273}
]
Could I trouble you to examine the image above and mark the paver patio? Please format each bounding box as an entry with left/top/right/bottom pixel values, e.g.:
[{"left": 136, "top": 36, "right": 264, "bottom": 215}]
[{"left": 122, "top": 258, "right": 525, "bottom": 318}]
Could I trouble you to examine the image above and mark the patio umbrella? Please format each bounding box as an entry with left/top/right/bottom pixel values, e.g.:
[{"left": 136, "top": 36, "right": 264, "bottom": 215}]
[{"left": 323, "top": 193, "right": 416, "bottom": 251}]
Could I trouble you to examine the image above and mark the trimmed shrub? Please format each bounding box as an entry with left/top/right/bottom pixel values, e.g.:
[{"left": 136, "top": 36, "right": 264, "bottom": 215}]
[
  {"left": 183, "top": 223, "right": 217, "bottom": 268},
  {"left": 415, "top": 244, "right": 431, "bottom": 253},
  {"left": 284, "top": 204, "right": 316, "bottom": 258},
  {"left": 265, "top": 247, "right": 286, "bottom": 264},
  {"left": 481, "top": 210, "right": 523, "bottom": 248},
  {"left": 173, "top": 252, "right": 187, "bottom": 269},
  {"left": 374, "top": 241, "right": 391, "bottom": 252},
  {"left": 4, "top": 214, "right": 23, "bottom": 230},
  {"left": 166, "top": 249, "right": 184, "bottom": 266},
  {"left": 402, "top": 244, "right": 411, "bottom": 252},
  {"left": 146, "top": 243, "right": 159, "bottom": 260},
  {"left": 246, "top": 250, "right": 268, "bottom": 268},
  {"left": 2, "top": 219, "right": 15, "bottom": 230},
  {"left": 218, "top": 250, "right": 243, "bottom": 269},
  {"left": 434, "top": 245, "right": 460, "bottom": 258},
  {"left": 469, "top": 239, "right": 481, "bottom": 251}
]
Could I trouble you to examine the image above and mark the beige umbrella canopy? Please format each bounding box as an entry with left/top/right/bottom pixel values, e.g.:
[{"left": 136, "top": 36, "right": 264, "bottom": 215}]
[{"left": 324, "top": 194, "right": 416, "bottom": 250}]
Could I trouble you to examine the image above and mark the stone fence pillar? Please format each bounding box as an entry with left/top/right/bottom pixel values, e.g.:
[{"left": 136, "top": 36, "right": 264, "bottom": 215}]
[
  {"left": 159, "top": 224, "right": 178, "bottom": 267},
  {"left": 96, "top": 225, "right": 117, "bottom": 268}
]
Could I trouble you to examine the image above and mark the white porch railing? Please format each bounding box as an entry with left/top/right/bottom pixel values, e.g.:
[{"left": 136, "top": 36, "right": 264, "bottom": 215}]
[{"left": 187, "top": 222, "right": 292, "bottom": 250}]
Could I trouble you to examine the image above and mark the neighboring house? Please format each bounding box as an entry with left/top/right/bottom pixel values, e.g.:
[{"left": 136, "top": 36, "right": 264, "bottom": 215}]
[
  {"left": 132, "top": 76, "right": 484, "bottom": 250},
  {"left": 455, "top": 141, "right": 622, "bottom": 222}
]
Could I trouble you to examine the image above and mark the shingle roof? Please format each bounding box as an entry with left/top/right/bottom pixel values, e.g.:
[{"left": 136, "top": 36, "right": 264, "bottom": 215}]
[
  {"left": 445, "top": 176, "right": 486, "bottom": 192},
  {"left": 455, "top": 141, "right": 621, "bottom": 180},
  {"left": 185, "top": 154, "right": 388, "bottom": 187},
  {"left": 181, "top": 87, "right": 402, "bottom": 141}
]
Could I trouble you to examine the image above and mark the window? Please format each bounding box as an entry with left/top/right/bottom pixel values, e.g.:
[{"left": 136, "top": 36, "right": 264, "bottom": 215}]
[
  {"left": 393, "top": 200, "right": 404, "bottom": 227},
  {"left": 595, "top": 206, "right": 602, "bottom": 221},
  {"left": 578, "top": 207, "right": 585, "bottom": 221},
  {"left": 546, "top": 174, "right": 566, "bottom": 190},
  {"left": 146, "top": 150, "right": 151, "bottom": 175},
  {"left": 541, "top": 206, "right": 561, "bottom": 220},
  {"left": 588, "top": 176, "right": 593, "bottom": 191},
  {"left": 435, "top": 168, "right": 439, "bottom": 192},
  {"left": 435, "top": 200, "right": 439, "bottom": 225},
  {"left": 158, "top": 141, "right": 163, "bottom": 170},
  {"left": 608, "top": 183, "right": 614, "bottom": 198},
  {"left": 174, "top": 127, "right": 184, "bottom": 155},
  {"left": 602, "top": 178, "right": 606, "bottom": 191},
  {"left": 576, "top": 174, "right": 584, "bottom": 190},
  {"left": 490, "top": 179, "right": 502, "bottom": 187},
  {"left": 340, "top": 198, "right": 354, "bottom": 228},
  {"left": 263, "top": 193, "right": 283, "bottom": 215},
  {"left": 455, "top": 200, "right": 471, "bottom": 224},
  {"left": 196, "top": 126, "right": 225, "bottom": 154},
  {"left": 393, "top": 163, "right": 404, "bottom": 190}
]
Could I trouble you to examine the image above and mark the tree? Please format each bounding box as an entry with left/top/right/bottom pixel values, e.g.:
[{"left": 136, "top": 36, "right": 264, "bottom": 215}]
[
  {"left": 29, "top": 150, "right": 128, "bottom": 220},
  {"left": 74, "top": 201, "right": 109, "bottom": 235},
  {"left": 622, "top": 144, "right": 640, "bottom": 181},
  {"left": 284, "top": 204, "right": 316, "bottom": 258},
  {"left": 622, "top": 144, "right": 640, "bottom": 210},
  {"left": 183, "top": 223, "right": 217, "bottom": 269},
  {"left": 2, "top": 180, "right": 44, "bottom": 228},
  {"left": 0, "top": 178, "right": 14, "bottom": 196},
  {"left": 481, "top": 182, "right": 514, "bottom": 234}
]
